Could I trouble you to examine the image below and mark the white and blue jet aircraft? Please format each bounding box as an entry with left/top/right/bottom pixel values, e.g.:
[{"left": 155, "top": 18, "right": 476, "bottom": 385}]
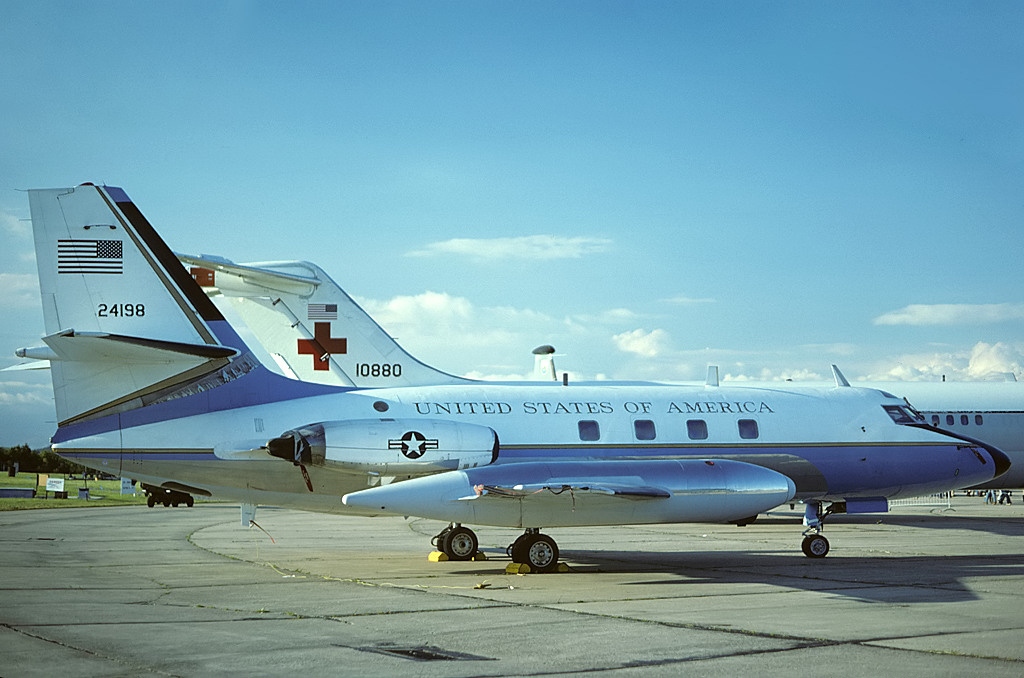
[
  {"left": 175, "top": 252, "right": 1024, "bottom": 492},
  {"left": 18, "top": 184, "right": 1010, "bottom": 571}
]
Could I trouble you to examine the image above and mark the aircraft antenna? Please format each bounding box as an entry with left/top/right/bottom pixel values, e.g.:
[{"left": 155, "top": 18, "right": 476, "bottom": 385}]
[{"left": 831, "top": 364, "right": 851, "bottom": 387}]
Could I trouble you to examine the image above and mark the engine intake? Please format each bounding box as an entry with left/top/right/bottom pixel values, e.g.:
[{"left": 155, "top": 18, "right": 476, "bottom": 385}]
[{"left": 266, "top": 418, "right": 499, "bottom": 476}]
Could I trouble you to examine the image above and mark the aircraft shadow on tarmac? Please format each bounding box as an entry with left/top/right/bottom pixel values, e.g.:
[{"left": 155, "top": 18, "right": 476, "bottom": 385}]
[
  {"left": 447, "top": 506, "right": 1024, "bottom": 604},
  {"left": 758, "top": 508, "right": 1024, "bottom": 539},
  {"left": 459, "top": 547, "right": 1024, "bottom": 605}
]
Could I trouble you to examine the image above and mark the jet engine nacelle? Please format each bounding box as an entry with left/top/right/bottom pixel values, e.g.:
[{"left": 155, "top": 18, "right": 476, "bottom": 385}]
[{"left": 266, "top": 419, "right": 499, "bottom": 476}]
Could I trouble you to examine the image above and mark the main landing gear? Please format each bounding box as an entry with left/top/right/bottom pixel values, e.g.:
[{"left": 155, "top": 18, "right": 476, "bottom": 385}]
[
  {"left": 432, "top": 524, "right": 562, "bottom": 572},
  {"left": 801, "top": 500, "right": 836, "bottom": 558},
  {"left": 507, "top": 529, "right": 559, "bottom": 573},
  {"left": 432, "top": 524, "right": 480, "bottom": 561}
]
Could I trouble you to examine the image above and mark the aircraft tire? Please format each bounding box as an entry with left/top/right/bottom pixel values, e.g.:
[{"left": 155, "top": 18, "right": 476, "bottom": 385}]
[
  {"left": 523, "top": 534, "right": 559, "bottom": 573},
  {"left": 801, "top": 534, "right": 830, "bottom": 558},
  {"left": 508, "top": 534, "right": 530, "bottom": 563},
  {"left": 442, "top": 526, "right": 478, "bottom": 561},
  {"left": 147, "top": 495, "right": 156, "bottom": 508}
]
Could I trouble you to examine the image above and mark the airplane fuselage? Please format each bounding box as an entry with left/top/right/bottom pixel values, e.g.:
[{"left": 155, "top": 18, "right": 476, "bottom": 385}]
[{"left": 52, "top": 381, "right": 1004, "bottom": 518}]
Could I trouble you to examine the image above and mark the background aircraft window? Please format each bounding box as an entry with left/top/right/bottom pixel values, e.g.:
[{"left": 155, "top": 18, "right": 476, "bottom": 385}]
[
  {"left": 738, "top": 419, "right": 759, "bottom": 439},
  {"left": 687, "top": 419, "right": 708, "bottom": 440},
  {"left": 931, "top": 415, "right": 940, "bottom": 426},
  {"left": 578, "top": 420, "right": 600, "bottom": 441},
  {"left": 633, "top": 419, "right": 656, "bottom": 441},
  {"left": 960, "top": 414, "right": 969, "bottom": 426},
  {"left": 976, "top": 414, "right": 984, "bottom": 425},
  {"left": 946, "top": 414, "right": 955, "bottom": 426}
]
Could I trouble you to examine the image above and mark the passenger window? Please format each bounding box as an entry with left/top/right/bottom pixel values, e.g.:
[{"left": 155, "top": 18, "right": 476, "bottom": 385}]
[
  {"left": 687, "top": 419, "right": 708, "bottom": 440},
  {"left": 931, "top": 415, "right": 940, "bottom": 426},
  {"left": 976, "top": 414, "right": 984, "bottom": 426},
  {"left": 738, "top": 419, "right": 759, "bottom": 439},
  {"left": 961, "top": 414, "right": 969, "bottom": 426},
  {"left": 946, "top": 414, "right": 954, "bottom": 426},
  {"left": 634, "top": 419, "right": 656, "bottom": 441},
  {"left": 578, "top": 420, "right": 600, "bottom": 441}
]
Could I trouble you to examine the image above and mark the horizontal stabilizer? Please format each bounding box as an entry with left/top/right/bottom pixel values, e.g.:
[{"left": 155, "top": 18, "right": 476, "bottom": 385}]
[
  {"left": 177, "top": 253, "right": 320, "bottom": 296},
  {"left": 42, "top": 330, "right": 239, "bottom": 363},
  {"left": 2, "top": 359, "right": 52, "bottom": 371},
  {"left": 39, "top": 330, "right": 241, "bottom": 425}
]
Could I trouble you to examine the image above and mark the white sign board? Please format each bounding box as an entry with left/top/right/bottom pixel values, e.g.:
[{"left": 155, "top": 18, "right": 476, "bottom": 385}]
[
  {"left": 120, "top": 478, "right": 135, "bottom": 495},
  {"left": 45, "top": 478, "right": 65, "bottom": 492}
]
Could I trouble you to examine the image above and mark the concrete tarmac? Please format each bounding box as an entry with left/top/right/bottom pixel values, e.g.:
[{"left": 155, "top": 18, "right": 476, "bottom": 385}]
[{"left": 1, "top": 495, "right": 1023, "bottom": 677}]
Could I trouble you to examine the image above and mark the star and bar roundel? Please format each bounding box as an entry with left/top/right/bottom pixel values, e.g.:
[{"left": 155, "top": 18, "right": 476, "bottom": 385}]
[{"left": 388, "top": 431, "right": 440, "bottom": 459}]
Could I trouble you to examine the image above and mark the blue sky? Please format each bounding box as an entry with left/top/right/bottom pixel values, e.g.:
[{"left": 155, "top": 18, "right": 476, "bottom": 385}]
[{"left": 2, "top": 1, "right": 1023, "bottom": 448}]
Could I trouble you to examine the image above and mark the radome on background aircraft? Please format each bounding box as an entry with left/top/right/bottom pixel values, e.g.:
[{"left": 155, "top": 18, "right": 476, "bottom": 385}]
[
  {"left": 15, "top": 184, "right": 1009, "bottom": 571},
  {"left": 175, "top": 252, "right": 1024, "bottom": 492}
]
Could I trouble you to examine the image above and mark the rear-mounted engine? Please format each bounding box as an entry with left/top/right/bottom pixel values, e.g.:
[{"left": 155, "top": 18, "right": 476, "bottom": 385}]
[{"left": 266, "top": 418, "right": 499, "bottom": 476}]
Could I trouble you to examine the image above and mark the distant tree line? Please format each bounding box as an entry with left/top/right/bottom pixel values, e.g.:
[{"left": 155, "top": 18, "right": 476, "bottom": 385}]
[{"left": 1, "top": 445, "right": 86, "bottom": 475}]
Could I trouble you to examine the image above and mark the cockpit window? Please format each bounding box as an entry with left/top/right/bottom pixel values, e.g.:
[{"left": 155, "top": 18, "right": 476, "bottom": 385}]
[{"left": 883, "top": 405, "right": 921, "bottom": 424}]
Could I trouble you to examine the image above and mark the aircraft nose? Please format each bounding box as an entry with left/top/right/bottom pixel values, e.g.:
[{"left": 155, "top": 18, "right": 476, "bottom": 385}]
[
  {"left": 987, "top": 443, "right": 1012, "bottom": 479},
  {"left": 953, "top": 434, "right": 1011, "bottom": 480},
  {"left": 917, "top": 424, "right": 1012, "bottom": 481}
]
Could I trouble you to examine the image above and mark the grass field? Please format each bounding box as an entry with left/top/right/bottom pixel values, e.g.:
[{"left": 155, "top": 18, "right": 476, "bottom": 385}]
[{"left": 0, "top": 473, "right": 150, "bottom": 510}]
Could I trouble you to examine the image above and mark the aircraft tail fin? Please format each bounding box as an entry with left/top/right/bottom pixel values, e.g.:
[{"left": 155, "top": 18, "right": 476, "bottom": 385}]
[
  {"left": 177, "top": 254, "right": 469, "bottom": 387},
  {"left": 25, "top": 184, "right": 333, "bottom": 427}
]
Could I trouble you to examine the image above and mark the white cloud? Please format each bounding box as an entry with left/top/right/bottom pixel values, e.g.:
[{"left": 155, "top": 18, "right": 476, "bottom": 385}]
[
  {"left": 965, "top": 341, "right": 1024, "bottom": 379},
  {"left": 612, "top": 328, "right": 670, "bottom": 358},
  {"left": 364, "top": 290, "right": 473, "bottom": 323},
  {"left": 873, "top": 303, "right": 1024, "bottom": 326},
  {"left": 0, "top": 273, "right": 41, "bottom": 310},
  {"left": 407, "top": 235, "right": 613, "bottom": 261},
  {"left": 723, "top": 367, "right": 827, "bottom": 382},
  {"left": 1, "top": 208, "right": 29, "bottom": 238},
  {"left": 0, "top": 386, "right": 51, "bottom": 407},
  {"left": 0, "top": 373, "right": 54, "bottom": 448},
  {"left": 356, "top": 291, "right": 563, "bottom": 375},
  {"left": 862, "top": 341, "right": 1024, "bottom": 381}
]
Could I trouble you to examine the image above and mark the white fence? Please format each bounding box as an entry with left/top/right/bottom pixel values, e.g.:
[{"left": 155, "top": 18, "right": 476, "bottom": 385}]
[{"left": 888, "top": 492, "right": 952, "bottom": 509}]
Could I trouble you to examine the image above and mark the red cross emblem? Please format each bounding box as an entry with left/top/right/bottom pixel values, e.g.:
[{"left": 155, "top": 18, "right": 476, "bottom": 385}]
[{"left": 297, "top": 322, "right": 347, "bottom": 371}]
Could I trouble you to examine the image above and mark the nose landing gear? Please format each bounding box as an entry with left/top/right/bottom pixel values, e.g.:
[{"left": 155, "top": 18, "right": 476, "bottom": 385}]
[
  {"left": 801, "top": 500, "right": 835, "bottom": 558},
  {"left": 801, "top": 532, "right": 830, "bottom": 558}
]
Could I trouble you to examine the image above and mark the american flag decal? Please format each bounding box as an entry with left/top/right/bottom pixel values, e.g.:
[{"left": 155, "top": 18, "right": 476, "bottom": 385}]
[
  {"left": 308, "top": 303, "right": 338, "bottom": 320},
  {"left": 57, "top": 239, "right": 123, "bottom": 274}
]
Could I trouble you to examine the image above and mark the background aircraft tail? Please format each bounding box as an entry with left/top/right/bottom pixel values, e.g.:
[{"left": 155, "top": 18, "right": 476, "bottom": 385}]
[
  {"left": 24, "top": 184, "right": 330, "bottom": 427},
  {"left": 177, "top": 254, "right": 469, "bottom": 388}
]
